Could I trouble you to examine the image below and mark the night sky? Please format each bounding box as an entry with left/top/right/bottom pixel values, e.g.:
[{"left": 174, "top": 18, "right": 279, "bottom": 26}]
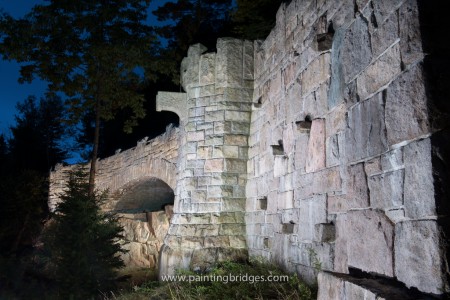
[
  {"left": 0, "top": 0, "right": 169, "bottom": 136},
  {"left": 0, "top": 0, "right": 47, "bottom": 136}
]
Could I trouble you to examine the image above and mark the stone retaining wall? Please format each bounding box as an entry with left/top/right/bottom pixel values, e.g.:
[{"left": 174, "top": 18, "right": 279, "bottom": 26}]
[{"left": 245, "top": 0, "right": 449, "bottom": 296}]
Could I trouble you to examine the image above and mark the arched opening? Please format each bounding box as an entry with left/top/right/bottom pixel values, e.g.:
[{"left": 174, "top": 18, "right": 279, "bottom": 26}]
[
  {"left": 113, "top": 177, "right": 174, "bottom": 271},
  {"left": 114, "top": 177, "right": 174, "bottom": 213}
]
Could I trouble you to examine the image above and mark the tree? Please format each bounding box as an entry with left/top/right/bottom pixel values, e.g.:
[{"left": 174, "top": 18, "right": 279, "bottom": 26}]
[
  {"left": 0, "top": 95, "right": 68, "bottom": 255},
  {"left": 44, "top": 169, "right": 125, "bottom": 299},
  {"left": 0, "top": 0, "right": 157, "bottom": 194},
  {"left": 9, "top": 95, "right": 68, "bottom": 172},
  {"left": 232, "top": 0, "right": 283, "bottom": 40},
  {"left": 152, "top": 0, "right": 233, "bottom": 83}
]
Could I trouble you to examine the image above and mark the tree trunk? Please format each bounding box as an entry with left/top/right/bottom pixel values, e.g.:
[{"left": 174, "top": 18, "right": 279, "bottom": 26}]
[{"left": 88, "top": 98, "right": 101, "bottom": 196}]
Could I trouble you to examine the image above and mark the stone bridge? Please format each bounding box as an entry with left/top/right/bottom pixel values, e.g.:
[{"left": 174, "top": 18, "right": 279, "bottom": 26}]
[
  {"left": 49, "top": 125, "right": 179, "bottom": 268},
  {"left": 50, "top": 0, "right": 449, "bottom": 298}
]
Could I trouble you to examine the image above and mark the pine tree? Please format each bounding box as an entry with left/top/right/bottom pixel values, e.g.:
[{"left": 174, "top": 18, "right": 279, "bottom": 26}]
[{"left": 44, "top": 169, "right": 125, "bottom": 299}]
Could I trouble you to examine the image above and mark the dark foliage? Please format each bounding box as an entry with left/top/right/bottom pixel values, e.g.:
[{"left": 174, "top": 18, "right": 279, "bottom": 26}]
[
  {"left": 232, "top": 0, "right": 284, "bottom": 40},
  {"left": 0, "top": 0, "right": 158, "bottom": 193},
  {"left": 152, "top": 0, "right": 233, "bottom": 84},
  {"left": 43, "top": 169, "right": 125, "bottom": 299}
]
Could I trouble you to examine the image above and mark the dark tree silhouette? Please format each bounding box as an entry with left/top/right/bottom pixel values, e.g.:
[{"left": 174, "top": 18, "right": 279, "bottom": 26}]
[
  {"left": 0, "top": 0, "right": 157, "bottom": 194},
  {"left": 232, "top": 0, "right": 283, "bottom": 40},
  {"left": 44, "top": 169, "right": 125, "bottom": 299},
  {"left": 152, "top": 0, "right": 233, "bottom": 83}
]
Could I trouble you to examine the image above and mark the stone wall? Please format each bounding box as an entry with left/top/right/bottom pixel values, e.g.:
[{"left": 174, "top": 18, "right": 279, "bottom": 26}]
[
  {"left": 49, "top": 0, "right": 450, "bottom": 296},
  {"left": 157, "top": 39, "right": 254, "bottom": 276},
  {"left": 49, "top": 124, "right": 179, "bottom": 212},
  {"left": 49, "top": 125, "right": 179, "bottom": 269},
  {"left": 244, "top": 0, "right": 449, "bottom": 297}
]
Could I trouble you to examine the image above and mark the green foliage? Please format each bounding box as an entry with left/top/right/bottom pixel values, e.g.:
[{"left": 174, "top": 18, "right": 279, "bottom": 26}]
[
  {"left": 307, "top": 248, "right": 322, "bottom": 271},
  {"left": 44, "top": 169, "right": 125, "bottom": 299},
  {"left": 109, "top": 258, "right": 316, "bottom": 300},
  {"left": 231, "top": 0, "right": 284, "bottom": 40}
]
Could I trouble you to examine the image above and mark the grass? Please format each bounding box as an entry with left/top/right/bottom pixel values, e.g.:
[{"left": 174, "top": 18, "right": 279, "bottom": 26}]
[{"left": 105, "top": 258, "right": 317, "bottom": 300}]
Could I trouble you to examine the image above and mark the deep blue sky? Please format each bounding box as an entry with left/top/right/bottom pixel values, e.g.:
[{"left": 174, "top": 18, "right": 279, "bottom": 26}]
[{"left": 0, "top": 0, "right": 168, "bottom": 136}]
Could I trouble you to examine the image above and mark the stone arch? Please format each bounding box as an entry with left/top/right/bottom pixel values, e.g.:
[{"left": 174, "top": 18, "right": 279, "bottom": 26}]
[{"left": 112, "top": 176, "right": 175, "bottom": 213}]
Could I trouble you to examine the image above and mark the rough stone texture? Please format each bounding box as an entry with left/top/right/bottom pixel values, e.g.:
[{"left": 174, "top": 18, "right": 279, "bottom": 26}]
[
  {"left": 403, "top": 139, "right": 436, "bottom": 218},
  {"left": 157, "top": 39, "right": 253, "bottom": 277},
  {"left": 305, "top": 119, "right": 325, "bottom": 172},
  {"left": 357, "top": 42, "right": 401, "bottom": 100},
  {"left": 345, "top": 93, "right": 388, "bottom": 162},
  {"left": 49, "top": 125, "right": 179, "bottom": 212},
  {"left": 318, "top": 271, "right": 433, "bottom": 300},
  {"left": 385, "top": 63, "right": 429, "bottom": 146},
  {"left": 156, "top": 92, "right": 188, "bottom": 122},
  {"left": 49, "top": 0, "right": 449, "bottom": 296},
  {"left": 342, "top": 16, "right": 372, "bottom": 83},
  {"left": 119, "top": 210, "right": 170, "bottom": 268},
  {"left": 346, "top": 209, "right": 394, "bottom": 277},
  {"left": 395, "top": 220, "right": 445, "bottom": 295}
]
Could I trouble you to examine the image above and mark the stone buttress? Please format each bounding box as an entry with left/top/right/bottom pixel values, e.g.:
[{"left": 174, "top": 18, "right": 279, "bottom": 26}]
[{"left": 156, "top": 38, "right": 254, "bottom": 276}]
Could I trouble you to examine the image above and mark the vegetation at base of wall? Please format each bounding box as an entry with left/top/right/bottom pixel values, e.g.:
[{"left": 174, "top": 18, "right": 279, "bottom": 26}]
[
  {"left": 41, "top": 169, "right": 126, "bottom": 299},
  {"left": 104, "top": 259, "right": 317, "bottom": 300}
]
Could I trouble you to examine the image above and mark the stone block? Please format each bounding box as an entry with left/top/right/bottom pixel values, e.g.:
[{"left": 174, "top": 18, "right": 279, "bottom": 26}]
[
  {"left": 315, "top": 223, "right": 336, "bottom": 242},
  {"left": 346, "top": 93, "right": 388, "bottom": 161},
  {"left": 371, "top": 9, "right": 399, "bottom": 57},
  {"left": 364, "top": 157, "right": 381, "bottom": 176},
  {"left": 372, "top": 0, "right": 403, "bottom": 24},
  {"left": 326, "top": 103, "right": 347, "bottom": 138},
  {"left": 181, "top": 44, "right": 207, "bottom": 90},
  {"left": 298, "top": 195, "right": 327, "bottom": 241},
  {"left": 294, "top": 133, "right": 309, "bottom": 172},
  {"left": 317, "top": 272, "right": 345, "bottom": 300},
  {"left": 205, "top": 110, "right": 225, "bottom": 122},
  {"left": 243, "top": 41, "right": 254, "bottom": 80},
  {"left": 301, "top": 53, "right": 331, "bottom": 96},
  {"left": 306, "top": 119, "right": 326, "bottom": 172},
  {"left": 156, "top": 92, "right": 188, "bottom": 122},
  {"left": 380, "top": 148, "right": 403, "bottom": 170},
  {"left": 224, "top": 158, "right": 247, "bottom": 173},
  {"left": 357, "top": 42, "right": 401, "bottom": 100},
  {"left": 277, "top": 190, "right": 294, "bottom": 210},
  {"left": 385, "top": 63, "right": 429, "bottom": 146},
  {"left": 224, "top": 111, "right": 251, "bottom": 122},
  {"left": 346, "top": 209, "right": 394, "bottom": 277},
  {"left": 368, "top": 169, "right": 404, "bottom": 209},
  {"left": 303, "top": 80, "right": 329, "bottom": 119},
  {"left": 342, "top": 16, "right": 372, "bottom": 83},
  {"left": 328, "top": 164, "right": 369, "bottom": 213},
  {"left": 216, "top": 38, "right": 244, "bottom": 88},
  {"left": 222, "top": 198, "right": 246, "bottom": 212},
  {"left": 403, "top": 138, "right": 435, "bottom": 218},
  {"left": 325, "top": 133, "right": 341, "bottom": 167},
  {"left": 399, "top": 0, "right": 423, "bottom": 66},
  {"left": 313, "top": 167, "right": 342, "bottom": 194},
  {"left": 224, "top": 134, "right": 248, "bottom": 146},
  {"left": 274, "top": 155, "right": 289, "bottom": 178},
  {"left": 219, "top": 224, "right": 246, "bottom": 236},
  {"left": 395, "top": 220, "right": 446, "bottom": 294},
  {"left": 199, "top": 52, "right": 215, "bottom": 85}
]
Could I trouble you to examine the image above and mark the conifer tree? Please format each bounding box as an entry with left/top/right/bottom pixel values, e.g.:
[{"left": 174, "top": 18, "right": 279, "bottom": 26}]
[{"left": 44, "top": 169, "right": 125, "bottom": 299}]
